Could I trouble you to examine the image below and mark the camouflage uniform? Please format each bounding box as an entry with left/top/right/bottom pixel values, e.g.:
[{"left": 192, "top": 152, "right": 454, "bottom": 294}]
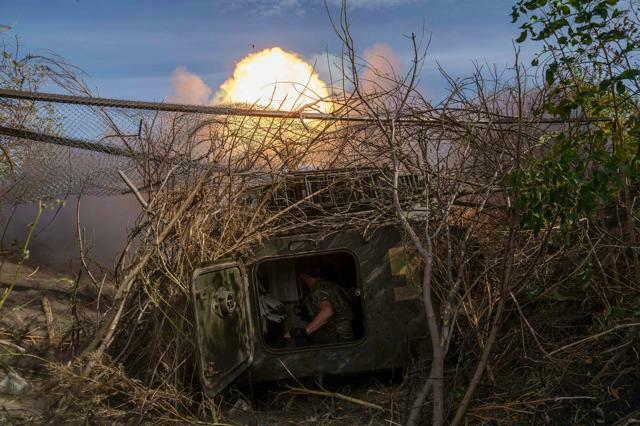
[{"left": 304, "top": 279, "right": 354, "bottom": 341}]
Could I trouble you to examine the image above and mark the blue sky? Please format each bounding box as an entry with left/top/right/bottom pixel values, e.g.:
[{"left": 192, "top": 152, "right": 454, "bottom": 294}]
[{"left": 1, "top": 0, "right": 534, "bottom": 103}]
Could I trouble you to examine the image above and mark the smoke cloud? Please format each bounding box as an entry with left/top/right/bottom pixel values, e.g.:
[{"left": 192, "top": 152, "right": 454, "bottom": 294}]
[
  {"left": 1, "top": 194, "right": 140, "bottom": 274},
  {"left": 168, "top": 66, "right": 212, "bottom": 105},
  {"left": 361, "top": 43, "right": 403, "bottom": 93}
]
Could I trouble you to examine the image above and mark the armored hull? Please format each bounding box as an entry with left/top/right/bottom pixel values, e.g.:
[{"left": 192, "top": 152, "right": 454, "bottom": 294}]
[{"left": 191, "top": 226, "right": 429, "bottom": 395}]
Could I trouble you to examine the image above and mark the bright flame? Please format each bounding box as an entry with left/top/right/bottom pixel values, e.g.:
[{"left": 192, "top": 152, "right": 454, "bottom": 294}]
[{"left": 215, "top": 47, "right": 332, "bottom": 113}]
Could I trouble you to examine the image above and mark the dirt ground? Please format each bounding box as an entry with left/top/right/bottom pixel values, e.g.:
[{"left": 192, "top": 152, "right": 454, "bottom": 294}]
[
  {"left": 217, "top": 371, "right": 413, "bottom": 425},
  {"left": 0, "top": 258, "right": 107, "bottom": 424}
]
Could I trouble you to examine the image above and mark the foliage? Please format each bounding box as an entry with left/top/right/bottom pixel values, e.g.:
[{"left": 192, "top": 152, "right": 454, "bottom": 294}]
[
  {"left": 511, "top": 0, "right": 639, "bottom": 234},
  {"left": 0, "top": 36, "right": 87, "bottom": 177}
]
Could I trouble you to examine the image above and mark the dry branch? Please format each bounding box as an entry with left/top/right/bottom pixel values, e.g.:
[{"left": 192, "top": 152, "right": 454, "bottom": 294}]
[
  {"left": 41, "top": 296, "right": 56, "bottom": 345},
  {"left": 285, "top": 386, "right": 385, "bottom": 411},
  {"left": 81, "top": 163, "right": 220, "bottom": 373}
]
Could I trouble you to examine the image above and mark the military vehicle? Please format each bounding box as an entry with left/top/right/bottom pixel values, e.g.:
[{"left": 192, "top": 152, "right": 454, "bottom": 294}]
[{"left": 190, "top": 168, "right": 429, "bottom": 395}]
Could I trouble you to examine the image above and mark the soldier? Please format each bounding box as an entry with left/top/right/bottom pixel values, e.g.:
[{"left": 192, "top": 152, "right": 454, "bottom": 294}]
[{"left": 285, "top": 271, "right": 354, "bottom": 346}]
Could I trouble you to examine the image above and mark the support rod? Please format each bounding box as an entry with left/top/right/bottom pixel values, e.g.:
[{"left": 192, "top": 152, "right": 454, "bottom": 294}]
[
  {"left": 0, "top": 88, "right": 611, "bottom": 125},
  {"left": 0, "top": 125, "right": 136, "bottom": 158}
]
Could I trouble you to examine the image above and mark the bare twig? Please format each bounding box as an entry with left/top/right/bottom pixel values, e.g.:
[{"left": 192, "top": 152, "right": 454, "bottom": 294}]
[{"left": 285, "top": 386, "right": 385, "bottom": 411}]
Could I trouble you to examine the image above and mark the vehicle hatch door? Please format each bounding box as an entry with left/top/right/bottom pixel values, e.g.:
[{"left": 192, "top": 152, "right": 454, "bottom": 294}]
[{"left": 191, "top": 260, "right": 253, "bottom": 396}]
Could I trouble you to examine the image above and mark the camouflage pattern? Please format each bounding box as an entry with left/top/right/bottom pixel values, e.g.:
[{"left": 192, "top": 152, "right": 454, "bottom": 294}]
[
  {"left": 191, "top": 262, "right": 253, "bottom": 396},
  {"left": 304, "top": 279, "right": 354, "bottom": 341}
]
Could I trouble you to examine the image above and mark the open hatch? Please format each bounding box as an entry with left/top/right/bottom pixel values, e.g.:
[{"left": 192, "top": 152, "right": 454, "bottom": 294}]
[
  {"left": 255, "top": 251, "right": 365, "bottom": 349},
  {"left": 191, "top": 260, "right": 253, "bottom": 396}
]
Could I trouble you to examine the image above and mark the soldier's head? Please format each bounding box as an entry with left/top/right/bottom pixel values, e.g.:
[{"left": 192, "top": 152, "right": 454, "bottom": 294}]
[{"left": 299, "top": 271, "right": 319, "bottom": 288}]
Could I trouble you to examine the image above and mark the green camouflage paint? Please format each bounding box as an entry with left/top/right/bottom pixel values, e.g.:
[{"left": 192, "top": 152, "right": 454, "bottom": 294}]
[{"left": 192, "top": 227, "right": 430, "bottom": 396}]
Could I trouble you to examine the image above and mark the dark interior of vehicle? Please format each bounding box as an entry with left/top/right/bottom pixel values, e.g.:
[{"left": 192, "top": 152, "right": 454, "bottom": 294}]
[{"left": 255, "top": 251, "right": 365, "bottom": 349}]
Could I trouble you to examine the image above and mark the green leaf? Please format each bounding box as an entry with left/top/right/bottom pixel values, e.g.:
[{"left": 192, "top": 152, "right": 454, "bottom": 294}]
[
  {"left": 511, "top": 6, "right": 520, "bottom": 23},
  {"left": 544, "top": 101, "right": 557, "bottom": 114},
  {"left": 616, "top": 80, "right": 627, "bottom": 94},
  {"left": 516, "top": 30, "right": 528, "bottom": 43},
  {"left": 599, "top": 78, "right": 612, "bottom": 91},
  {"left": 577, "top": 89, "right": 595, "bottom": 101},
  {"left": 610, "top": 306, "right": 626, "bottom": 319},
  {"left": 618, "top": 69, "right": 640, "bottom": 80},
  {"left": 556, "top": 99, "right": 577, "bottom": 118},
  {"left": 580, "top": 33, "right": 593, "bottom": 44},
  {"left": 595, "top": 5, "right": 608, "bottom": 19},
  {"left": 545, "top": 62, "right": 558, "bottom": 85}
]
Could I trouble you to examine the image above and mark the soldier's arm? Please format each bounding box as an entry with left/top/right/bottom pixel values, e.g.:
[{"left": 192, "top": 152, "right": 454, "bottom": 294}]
[{"left": 305, "top": 300, "right": 334, "bottom": 334}]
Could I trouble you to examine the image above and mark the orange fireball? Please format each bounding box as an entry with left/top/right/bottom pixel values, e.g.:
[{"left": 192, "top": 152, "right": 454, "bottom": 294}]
[{"left": 215, "top": 47, "right": 332, "bottom": 113}]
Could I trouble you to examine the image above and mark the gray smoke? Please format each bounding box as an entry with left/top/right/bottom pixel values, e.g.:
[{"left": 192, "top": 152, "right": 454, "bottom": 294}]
[{"left": 1, "top": 194, "right": 140, "bottom": 274}]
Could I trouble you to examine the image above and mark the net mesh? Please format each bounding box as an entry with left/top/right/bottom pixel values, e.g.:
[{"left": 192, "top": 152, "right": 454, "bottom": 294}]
[
  {"left": 0, "top": 90, "right": 420, "bottom": 208},
  {"left": 0, "top": 90, "right": 235, "bottom": 202},
  {"left": 1, "top": 94, "right": 146, "bottom": 201}
]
